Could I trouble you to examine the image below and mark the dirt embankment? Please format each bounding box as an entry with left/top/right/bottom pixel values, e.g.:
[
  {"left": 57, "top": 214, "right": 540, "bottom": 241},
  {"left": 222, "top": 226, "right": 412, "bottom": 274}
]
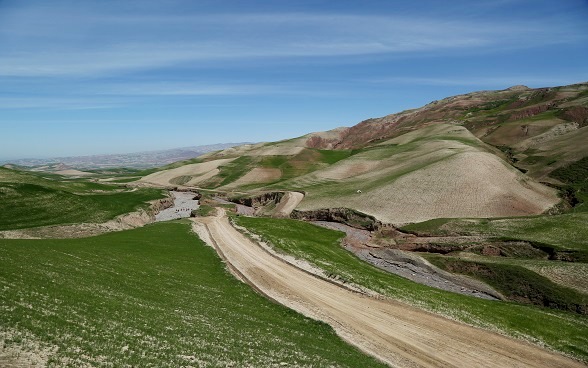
[
  {"left": 273, "top": 191, "right": 304, "bottom": 218},
  {"left": 292, "top": 207, "right": 383, "bottom": 231},
  {"left": 230, "top": 191, "right": 285, "bottom": 208},
  {"left": 193, "top": 210, "right": 583, "bottom": 368},
  {"left": 229, "top": 191, "right": 303, "bottom": 218}
]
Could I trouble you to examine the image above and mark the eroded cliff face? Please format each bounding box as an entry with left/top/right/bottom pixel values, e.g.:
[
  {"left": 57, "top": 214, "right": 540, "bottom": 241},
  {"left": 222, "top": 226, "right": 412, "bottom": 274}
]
[
  {"left": 291, "top": 208, "right": 382, "bottom": 231},
  {"left": 230, "top": 192, "right": 285, "bottom": 208},
  {"left": 149, "top": 196, "right": 175, "bottom": 215}
]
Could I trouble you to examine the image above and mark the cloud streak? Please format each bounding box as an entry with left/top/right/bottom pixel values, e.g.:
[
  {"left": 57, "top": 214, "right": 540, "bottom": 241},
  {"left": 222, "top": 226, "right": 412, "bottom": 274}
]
[
  {"left": 0, "top": 3, "right": 583, "bottom": 78},
  {"left": 365, "top": 75, "right": 588, "bottom": 88},
  {"left": 0, "top": 80, "right": 341, "bottom": 109}
]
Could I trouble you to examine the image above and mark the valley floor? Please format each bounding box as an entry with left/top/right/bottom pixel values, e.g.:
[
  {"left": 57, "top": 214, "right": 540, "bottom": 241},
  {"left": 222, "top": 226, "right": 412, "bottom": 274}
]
[{"left": 194, "top": 209, "right": 583, "bottom": 368}]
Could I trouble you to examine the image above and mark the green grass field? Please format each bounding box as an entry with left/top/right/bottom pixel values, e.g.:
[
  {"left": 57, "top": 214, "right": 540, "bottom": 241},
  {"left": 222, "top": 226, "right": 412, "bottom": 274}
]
[
  {"left": 455, "top": 256, "right": 588, "bottom": 295},
  {"left": 234, "top": 216, "right": 588, "bottom": 362},
  {"left": 0, "top": 168, "right": 165, "bottom": 230},
  {"left": 0, "top": 222, "right": 384, "bottom": 367},
  {"left": 402, "top": 213, "right": 588, "bottom": 254},
  {"left": 424, "top": 256, "right": 587, "bottom": 313},
  {"left": 551, "top": 156, "right": 588, "bottom": 211}
]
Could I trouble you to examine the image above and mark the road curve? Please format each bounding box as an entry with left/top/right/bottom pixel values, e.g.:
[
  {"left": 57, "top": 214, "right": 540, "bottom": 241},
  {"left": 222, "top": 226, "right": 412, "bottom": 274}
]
[{"left": 194, "top": 210, "right": 583, "bottom": 368}]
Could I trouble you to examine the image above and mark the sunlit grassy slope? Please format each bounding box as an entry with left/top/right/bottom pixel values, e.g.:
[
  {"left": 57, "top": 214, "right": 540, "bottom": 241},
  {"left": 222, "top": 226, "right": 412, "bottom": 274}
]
[
  {"left": 0, "top": 221, "right": 383, "bottom": 367},
  {"left": 402, "top": 213, "right": 588, "bottom": 253},
  {"left": 0, "top": 167, "right": 165, "bottom": 230}
]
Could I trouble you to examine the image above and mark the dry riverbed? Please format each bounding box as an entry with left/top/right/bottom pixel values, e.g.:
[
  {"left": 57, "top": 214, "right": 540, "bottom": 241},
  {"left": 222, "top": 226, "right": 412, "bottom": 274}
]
[
  {"left": 155, "top": 191, "right": 199, "bottom": 221},
  {"left": 312, "top": 221, "right": 501, "bottom": 300}
]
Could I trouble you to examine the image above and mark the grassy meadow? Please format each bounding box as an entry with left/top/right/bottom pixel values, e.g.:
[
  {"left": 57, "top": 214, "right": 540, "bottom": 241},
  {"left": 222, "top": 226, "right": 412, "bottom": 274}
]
[
  {"left": 0, "top": 221, "right": 384, "bottom": 367},
  {"left": 402, "top": 213, "right": 588, "bottom": 254},
  {"left": 0, "top": 167, "right": 165, "bottom": 230}
]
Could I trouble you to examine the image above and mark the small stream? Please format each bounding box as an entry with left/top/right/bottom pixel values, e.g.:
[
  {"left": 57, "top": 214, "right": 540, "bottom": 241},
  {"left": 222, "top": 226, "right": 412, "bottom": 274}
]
[{"left": 155, "top": 191, "right": 200, "bottom": 222}]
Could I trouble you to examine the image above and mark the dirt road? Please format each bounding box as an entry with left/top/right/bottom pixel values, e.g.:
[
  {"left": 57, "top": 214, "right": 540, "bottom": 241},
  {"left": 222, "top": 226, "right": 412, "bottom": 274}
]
[{"left": 194, "top": 210, "right": 583, "bottom": 368}]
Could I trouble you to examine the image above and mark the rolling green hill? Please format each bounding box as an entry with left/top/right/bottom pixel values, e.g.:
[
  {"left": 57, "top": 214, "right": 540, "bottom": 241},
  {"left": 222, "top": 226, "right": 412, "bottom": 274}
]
[
  {"left": 0, "top": 222, "right": 383, "bottom": 367},
  {"left": 0, "top": 167, "right": 165, "bottom": 230}
]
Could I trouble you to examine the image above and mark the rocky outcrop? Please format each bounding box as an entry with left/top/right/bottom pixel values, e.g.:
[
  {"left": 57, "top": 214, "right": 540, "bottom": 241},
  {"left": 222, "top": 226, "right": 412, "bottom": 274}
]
[
  {"left": 291, "top": 208, "right": 382, "bottom": 231},
  {"left": 562, "top": 106, "right": 588, "bottom": 127},
  {"left": 509, "top": 103, "right": 554, "bottom": 121},
  {"left": 230, "top": 192, "right": 285, "bottom": 208},
  {"left": 149, "top": 197, "right": 175, "bottom": 215},
  {"left": 305, "top": 135, "right": 343, "bottom": 149}
]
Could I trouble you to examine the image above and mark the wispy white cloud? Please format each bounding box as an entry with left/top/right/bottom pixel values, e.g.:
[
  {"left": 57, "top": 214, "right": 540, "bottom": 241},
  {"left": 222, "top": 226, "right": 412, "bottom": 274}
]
[
  {"left": 0, "top": 96, "right": 120, "bottom": 110},
  {"left": 365, "top": 75, "right": 588, "bottom": 88},
  {"left": 0, "top": 80, "right": 339, "bottom": 109},
  {"left": 92, "top": 81, "right": 341, "bottom": 97},
  {"left": 0, "top": 3, "right": 582, "bottom": 77}
]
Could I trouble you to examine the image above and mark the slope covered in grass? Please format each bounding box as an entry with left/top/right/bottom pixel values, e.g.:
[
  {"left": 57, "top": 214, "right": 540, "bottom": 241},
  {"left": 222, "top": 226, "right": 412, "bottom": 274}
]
[
  {"left": 402, "top": 213, "right": 588, "bottom": 254},
  {"left": 550, "top": 156, "right": 588, "bottom": 211},
  {"left": 424, "top": 256, "right": 587, "bottom": 313},
  {"left": 0, "top": 167, "right": 165, "bottom": 230},
  {"left": 234, "top": 216, "right": 588, "bottom": 362},
  {"left": 138, "top": 142, "right": 354, "bottom": 190},
  {"left": 401, "top": 213, "right": 588, "bottom": 296},
  {"left": 0, "top": 222, "right": 383, "bottom": 367}
]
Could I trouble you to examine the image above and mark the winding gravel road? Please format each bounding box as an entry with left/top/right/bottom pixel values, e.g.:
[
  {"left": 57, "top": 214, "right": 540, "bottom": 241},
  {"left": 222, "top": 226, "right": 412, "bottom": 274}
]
[{"left": 194, "top": 210, "right": 583, "bottom": 368}]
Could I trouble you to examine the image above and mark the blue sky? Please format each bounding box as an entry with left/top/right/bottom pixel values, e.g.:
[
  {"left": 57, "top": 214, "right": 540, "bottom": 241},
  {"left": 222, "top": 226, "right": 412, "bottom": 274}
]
[{"left": 1, "top": 0, "right": 587, "bottom": 160}]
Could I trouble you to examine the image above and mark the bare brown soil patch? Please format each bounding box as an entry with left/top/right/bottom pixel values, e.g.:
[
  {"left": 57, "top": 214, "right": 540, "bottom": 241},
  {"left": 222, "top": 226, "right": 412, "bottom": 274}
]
[
  {"left": 247, "top": 145, "right": 305, "bottom": 156},
  {"left": 483, "top": 119, "right": 563, "bottom": 147},
  {"left": 301, "top": 150, "right": 559, "bottom": 224},
  {"left": 318, "top": 160, "right": 380, "bottom": 180}
]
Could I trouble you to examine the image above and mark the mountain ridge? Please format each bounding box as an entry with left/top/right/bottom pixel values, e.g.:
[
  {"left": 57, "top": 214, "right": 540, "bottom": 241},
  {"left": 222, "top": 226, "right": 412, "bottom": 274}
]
[
  {"left": 135, "top": 82, "right": 588, "bottom": 224},
  {"left": 1, "top": 142, "right": 250, "bottom": 170}
]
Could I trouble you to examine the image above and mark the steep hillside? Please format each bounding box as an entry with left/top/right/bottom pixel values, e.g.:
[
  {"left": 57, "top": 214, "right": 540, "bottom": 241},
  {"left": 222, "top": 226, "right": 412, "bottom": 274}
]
[
  {"left": 136, "top": 82, "right": 588, "bottom": 224},
  {"left": 306, "top": 82, "right": 588, "bottom": 182},
  {"left": 281, "top": 124, "right": 558, "bottom": 224},
  {"left": 138, "top": 140, "right": 353, "bottom": 190}
]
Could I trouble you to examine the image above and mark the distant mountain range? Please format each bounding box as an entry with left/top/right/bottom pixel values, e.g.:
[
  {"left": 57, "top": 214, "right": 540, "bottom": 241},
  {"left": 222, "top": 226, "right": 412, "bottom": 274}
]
[{"left": 2, "top": 143, "right": 250, "bottom": 170}]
